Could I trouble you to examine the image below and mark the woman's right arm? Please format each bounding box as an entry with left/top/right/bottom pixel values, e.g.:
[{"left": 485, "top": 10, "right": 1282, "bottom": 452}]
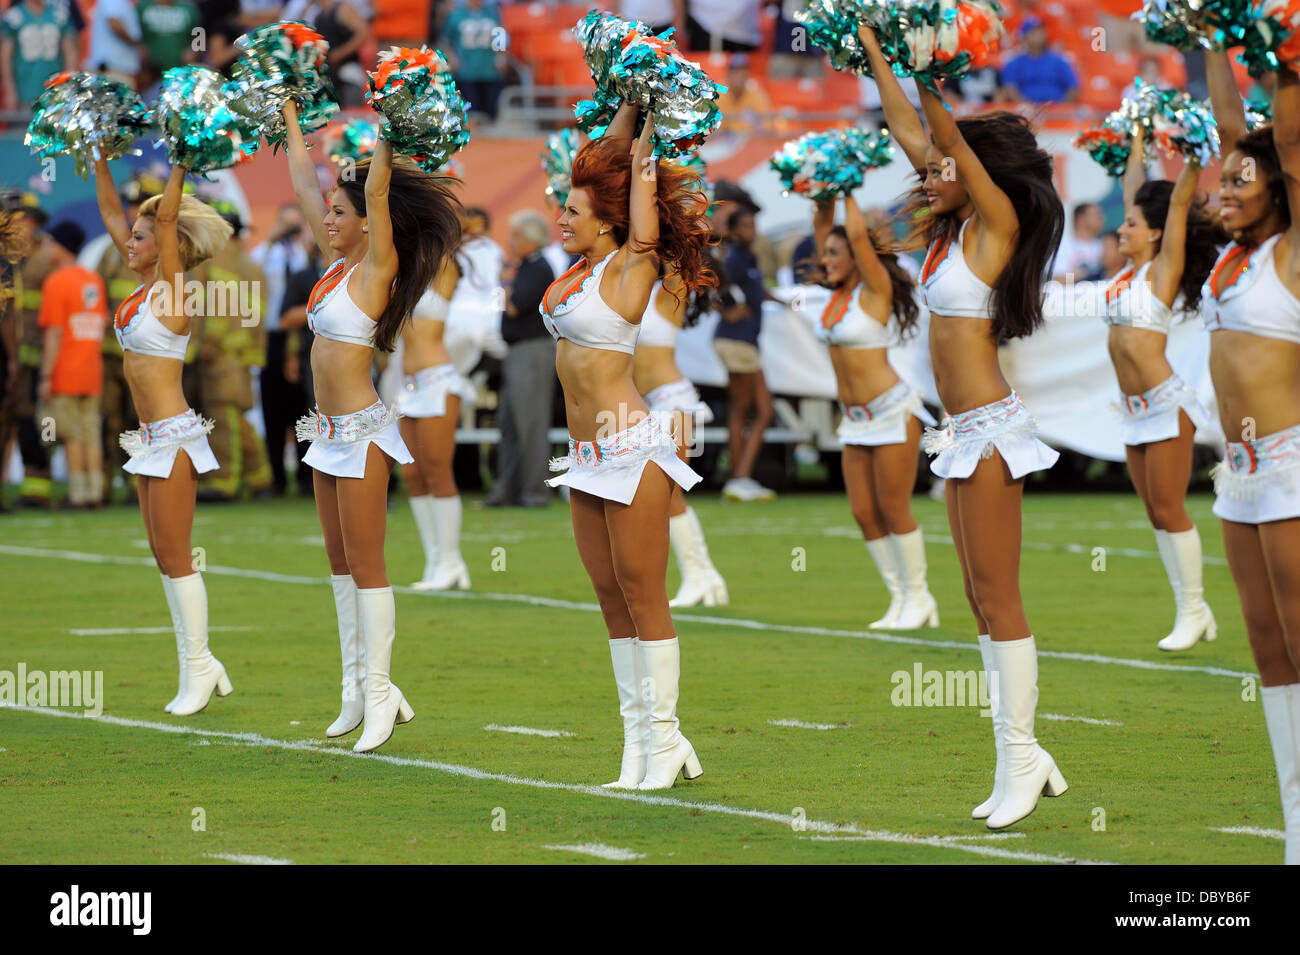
[
  {"left": 858, "top": 23, "right": 928, "bottom": 170},
  {"left": 1274, "top": 66, "right": 1300, "bottom": 249},
  {"left": 812, "top": 196, "right": 835, "bottom": 257},
  {"left": 283, "top": 100, "right": 334, "bottom": 259},
  {"left": 1206, "top": 48, "right": 1247, "bottom": 153},
  {"left": 93, "top": 158, "right": 131, "bottom": 261},
  {"left": 1122, "top": 125, "right": 1147, "bottom": 211},
  {"left": 1150, "top": 158, "right": 1200, "bottom": 306}
]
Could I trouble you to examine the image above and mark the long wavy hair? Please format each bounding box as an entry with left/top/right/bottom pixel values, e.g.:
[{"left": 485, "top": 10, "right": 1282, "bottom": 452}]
[
  {"left": 568, "top": 139, "right": 716, "bottom": 299},
  {"left": 825, "top": 224, "right": 920, "bottom": 338},
  {"left": 137, "top": 194, "right": 232, "bottom": 270},
  {"left": 335, "top": 157, "right": 463, "bottom": 352},
  {"left": 1133, "top": 180, "right": 1225, "bottom": 311},
  {"left": 1232, "top": 125, "right": 1291, "bottom": 234},
  {"left": 901, "top": 111, "right": 1063, "bottom": 340}
]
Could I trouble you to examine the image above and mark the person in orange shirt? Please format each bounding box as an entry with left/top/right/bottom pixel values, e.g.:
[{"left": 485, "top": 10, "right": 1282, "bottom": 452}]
[
  {"left": 37, "top": 222, "right": 109, "bottom": 509},
  {"left": 716, "top": 54, "right": 778, "bottom": 136}
]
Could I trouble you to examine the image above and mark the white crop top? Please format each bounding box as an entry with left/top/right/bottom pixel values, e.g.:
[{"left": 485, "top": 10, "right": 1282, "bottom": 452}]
[
  {"left": 540, "top": 249, "right": 639, "bottom": 354},
  {"left": 815, "top": 282, "right": 893, "bottom": 349},
  {"left": 637, "top": 280, "right": 679, "bottom": 348},
  {"left": 1104, "top": 261, "right": 1176, "bottom": 333},
  {"left": 412, "top": 288, "right": 449, "bottom": 323},
  {"left": 114, "top": 283, "right": 189, "bottom": 360},
  {"left": 307, "top": 259, "right": 376, "bottom": 347},
  {"left": 921, "top": 217, "right": 995, "bottom": 320},
  {"left": 1202, "top": 235, "right": 1300, "bottom": 345}
]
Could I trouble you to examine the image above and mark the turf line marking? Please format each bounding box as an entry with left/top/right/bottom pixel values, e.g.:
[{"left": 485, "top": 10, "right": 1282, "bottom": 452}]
[
  {"left": 541, "top": 843, "right": 645, "bottom": 861},
  {"left": 0, "top": 544, "right": 1253, "bottom": 681},
  {"left": 8, "top": 705, "right": 1108, "bottom": 865},
  {"left": 1208, "top": 826, "right": 1284, "bottom": 841},
  {"left": 768, "top": 719, "right": 849, "bottom": 730},
  {"left": 484, "top": 724, "right": 576, "bottom": 738},
  {"left": 1040, "top": 713, "right": 1123, "bottom": 727},
  {"left": 203, "top": 853, "right": 295, "bottom": 865},
  {"left": 70, "top": 626, "right": 254, "bottom": 636}
]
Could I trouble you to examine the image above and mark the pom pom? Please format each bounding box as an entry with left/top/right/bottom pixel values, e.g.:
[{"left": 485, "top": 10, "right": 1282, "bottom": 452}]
[
  {"left": 365, "top": 46, "right": 471, "bottom": 173},
  {"left": 227, "top": 20, "right": 339, "bottom": 150},
  {"left": 769, "top": 127, "right": 895, "bottom": 201},
  {"left": 156, "top": 66, "right": 261, "bottom": 175},
  {"left": 1074, "top": 79, "right": 1220, "bottom": 176},
  {"left": 1133, "top": 0, "right": 1254, "bottom": 50},
  {"left": 865, "top": 0, "right": 1006, "bottom": 88},
  {"left": 1074, "top": 125, "right": 1132, "bottom": 177},
  {"left": 1242, "top": 0, "right": 1300, "bottom": 75},
  {"left": 25, "top": 71, "right": 152, "bottom": 178},
  {"left": 795, "top": 0, "right": 876, "bottom": 74},
  {"left": 1245, "top": 96, "right": 1272, "bottom": 128},
  {"left": 320, "top": 118, "right": 379, "bottom": 168},
  {"left": 540, "top": 128, "right": 580, "bottom": 206},
  {"left": 572, "top": 11, "right": 725, "bottom": 158}
]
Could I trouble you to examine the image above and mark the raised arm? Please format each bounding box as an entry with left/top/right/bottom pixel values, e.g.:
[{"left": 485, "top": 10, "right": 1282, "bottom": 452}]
[
  {"left": 1150, "top": 158, "right": 1200, "bottom": 307},
  {"left": 858, "top": 23, "right": 927, "bottom": 170},
  {"left": 283, "top": 100, "right": 333, "bottom": 259},
  {"left": 603, "top": 99, "right": 639, "bottom": 150},
  {"left": 624, "top": 115, "right": 660, "bottom": 271},
  {"left": 1123, "top": 124, "right": 1148, "bottom": 210},
  {"left": 359, "top": 137, "right": 399, "bottom": 308},
  {"left": 153, "top": 164, "right": 190, "bottom": 330},
  {"left": 1275, "top": 66, "right": 1300, "bottom": 247},
  {"left": 917, "top": 81, "right": 1018, "bottom": 242},
  {"left": 843, "top": 194, "right": 893, "bottom": 296},
  {"left": 93, "top": 157, "right": 131, "bottom": 260},
  {"left": 1206, "top": 48, "right": 1247, "bottom": 154},
  {"left": 812, "top": 196, "right": 835, "bottom": 257}
]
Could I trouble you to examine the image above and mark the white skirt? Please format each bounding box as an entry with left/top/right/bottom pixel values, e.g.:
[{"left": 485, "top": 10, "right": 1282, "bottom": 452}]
[
  {"left": 645, "top": 377, "right": 714, "bottom": 426},
  {"left": 120, "top": 409, "right": 219, "bottom": 478},
  {"left": 1115, "top": 373, "right": 1213, "bottom": 447},
  {"left": 547, "top": 410, "right": 703, "bottom": 505},
  {"left": 396, "top": 363, "right": 476, "bottom": 419},
  {"left": 1212, "top": 421, "right": 1300, "bottom": 524},
  {"left": 837, "top": 379, "right": 937, "bottom": 447},
  {"left": 922, "top": 390, "right": 1060, "bottom": 479},
  {"left": 297, "top": 401, "right": 414, "bottom": 479}
]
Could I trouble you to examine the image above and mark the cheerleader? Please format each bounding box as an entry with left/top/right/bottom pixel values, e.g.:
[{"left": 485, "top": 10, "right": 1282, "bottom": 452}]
[
  {"left": 862, "top": 24, "right": 1067, "bottom": 829},
  {"left": 92, "top": 158, "right": 233, "bottom": 715},
  {"left": 398, "top": 254, "right": 476, "bottom": 591},
  {"left": 1109, "top": 128, "right": 1222, "bottom": 651},
  {"left": 543, "top": 104, "right": 714, "bottom": 790},
  {"left": 812, "top": 193, "right": 937, "bottom": 630},
  {"left": 1204, "top": 53, "right": 1300, "bottom": 864},
  {"left": 632, "top": 267, "right": 728, "bottom": 607},
  {"left": 282, "top": 100, "right": 461, "bottom": 752}
]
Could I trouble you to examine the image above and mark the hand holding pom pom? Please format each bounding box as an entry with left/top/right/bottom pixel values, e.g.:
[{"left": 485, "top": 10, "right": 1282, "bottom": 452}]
[
  {"left": 365, "top": 46, "right": 470, "bottom": 174},
  {"left": 25, "top": 72, "right": 152, "bottom": 179},
  {"left": 156, "top": 66, "right": 261, "bottom": 175},
  {"left": 770, "top": 127, "right": 895, "bottom": 201}
]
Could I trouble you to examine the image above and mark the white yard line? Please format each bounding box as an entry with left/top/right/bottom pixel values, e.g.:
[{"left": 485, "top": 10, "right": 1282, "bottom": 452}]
[
  {"left": 768, "top": 719, "right": 849, "bottom": 730},
  {"left": 541, "top": 843, "right": 645, "bottom": 861},
  {"left": 203, "top": 853, "right": 295, "bottom": 865},
  {"left": 1040, "top": 713, "right": 1123, "bottom": 727},
  {"left": 7, "top": 705, "right": 1108, "bottom": 865},
  {"left": 484, "top": 724, "right": 576, "bottom": 738},
  {"left": 1208, "top": 826, "right": 1284, "bottom": 841},
  {"left": 0, "top": 544, "right": 1253, "bottom": 681}
]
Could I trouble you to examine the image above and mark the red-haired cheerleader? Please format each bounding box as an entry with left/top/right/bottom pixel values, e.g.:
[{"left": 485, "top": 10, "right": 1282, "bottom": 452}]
[
  {"left": 863, "top": 23, "right": 1067, "bottom": 829},
  {"left": 543, "top": 103, "right": 715, "bottom": 789},
  {"left": 1204, "top": 52, "right": 1300, "bottom": 864}
]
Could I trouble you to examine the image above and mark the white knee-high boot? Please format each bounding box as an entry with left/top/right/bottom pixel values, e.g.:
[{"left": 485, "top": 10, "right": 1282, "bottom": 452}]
[
  {"left": 326, "top": 574, "right": 366, "bottom": 737},
  {"left": 603, "top": 637, "right": 649, "bottom": 788},
  {"left": 408, "top": 496, "right": 440, "bottom": 589},
  {"left": 985, "top": 636, "right": 1067, "bottom": 829},
  {"left": 169, "top": 572, "right": 233, "bottom": 716},
  {"left": 668, "top": 507, "right": 729, "bottom": 608},
  {"left": 161, "top": 573, "right": 187, "bottom": 713},
  {"left": 635, "top": 637, "right": 703, "bottom": 790},
  {"left": 425, "top": 495, "right": 470, "bottom": 590},
  {"left": 354, "top": 586, "right": 415, "bottom": 753},
  {"left": 864, "top": 536, "right": 905, "bottom": 628},
  {"left": 890, "top": 528, "right": 940, "bottom": 629},
  {"left": 971, "top": 633, "right": 1005, "bottom": 819},
  {"left": 1156, "top": 527, "right": 1217, "bottom": 651},
  {"left": 1261, "top": 684, "right": 1300, "bottom": 865}
]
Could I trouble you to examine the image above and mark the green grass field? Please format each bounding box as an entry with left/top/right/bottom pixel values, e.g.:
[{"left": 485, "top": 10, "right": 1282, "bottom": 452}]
[{"left": 0, "top": 488, "right": 1286, "bottom": 864}]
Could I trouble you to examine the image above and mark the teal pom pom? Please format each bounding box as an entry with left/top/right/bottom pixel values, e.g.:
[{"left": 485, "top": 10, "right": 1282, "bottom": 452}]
[
  {"left": 1075, "top": 79, "right": 1220, "bottom": 177},
  {"left": 156, "top": 66, "right": 261, "bottom": 176},
  {"left": 1134, "top": 0, "right": 1254, "bottom": 50},
  {"left": 321, "top": 118, "right": 379, "bottom": 168},
  {"left": 540, "top": 128, "right": 580, "bottom": 206},
  {"left": 25, "top": 71, "right": 152, "bottom": 179},
  {"left": 796, "top": 0, "right": 877, "bottom": 74},
  {"left": 1242, "top": 0, "right": 1300, "bottom": 77},
  {"left": 770, "top": 127, "right": 895, "bottom": 201},
  {"left": 227, "top": 20, "right": 339, "bottom": 150},
  {"left": 365, "top": 46, "right": 471, "bottom": 173}
]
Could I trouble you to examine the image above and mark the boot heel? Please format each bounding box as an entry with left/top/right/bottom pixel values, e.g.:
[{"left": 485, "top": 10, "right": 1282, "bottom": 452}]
[
  {"left": 217, "top": 672, "right": 233, "bottom": 696},
  {"left": 682, "top": 749, "right": 703, "bottom": 780},
  {"left": 926, "top": 606, "right": 940, "bottom": 627},
  {"left": 1204, "top": 617, "right": 1218, "bottom": 643},
  {"left": 1043, "top": 765, "right": 1068, "bottom": 797},
  {"left": 397, "top": 697, "right": 415, "bottom": 724}
]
